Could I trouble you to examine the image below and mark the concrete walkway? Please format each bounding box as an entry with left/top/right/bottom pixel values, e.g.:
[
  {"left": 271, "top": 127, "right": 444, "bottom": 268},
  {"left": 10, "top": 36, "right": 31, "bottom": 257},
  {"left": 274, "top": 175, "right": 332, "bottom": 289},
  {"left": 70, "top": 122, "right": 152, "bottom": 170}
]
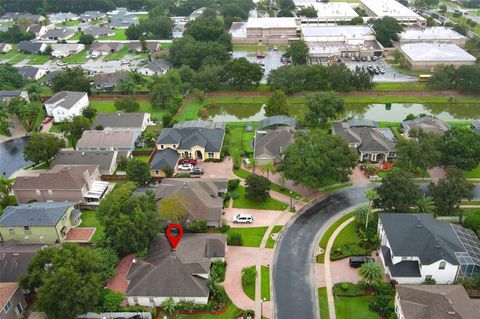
[{"left": 324, "top": 216, "right": 355, "bottom": 319}]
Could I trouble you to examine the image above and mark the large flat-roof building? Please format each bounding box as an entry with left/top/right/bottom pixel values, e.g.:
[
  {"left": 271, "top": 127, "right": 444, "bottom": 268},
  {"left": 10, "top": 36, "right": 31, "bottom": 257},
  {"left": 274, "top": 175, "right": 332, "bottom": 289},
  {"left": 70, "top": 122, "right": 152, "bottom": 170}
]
[
  {"left": 399, "top": 26, "right": 467, "bottom": 47},
  {"left": 359, "top": 0, "right": 426, "bottom": 26},
  {"left": 399, "top": 43, "right": 476, "bottom": 70},
  {"left": 230, "top": 17, "right": 301, "bottom": 45},
  {"left": 302, "top": 25, "right": 383, "bottom": 62},
  {"left": 297, "top": 2, "right": 359, "bottom": 24}
]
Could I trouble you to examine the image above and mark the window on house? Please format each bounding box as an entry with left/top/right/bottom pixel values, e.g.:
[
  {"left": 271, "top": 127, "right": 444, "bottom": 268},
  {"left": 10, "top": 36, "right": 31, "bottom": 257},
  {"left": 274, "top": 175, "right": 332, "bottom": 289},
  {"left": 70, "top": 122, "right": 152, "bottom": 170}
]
[
  {"left": 48, "top": 189, "right": 53, "bottom": 196},
  {"left": 208, "top": 152, "right": 214, "bottom": 158},
  {"left": 36, "top": 190, "right": 41, "bottom": 195},
  {"left": 160, "top": 145, "right": 164, "bottom": 149},
  {"left": 3, "top": 300, "right": 12, "bottom": 313},
  {"left": 439, "top": 261, "right": 446, "bottom": 270},
  {"left": 8, "top": 227, "right": 14, "bottom": 234},
  {"left": 24, "top": 226, "right": 30, "bottom": 232}
]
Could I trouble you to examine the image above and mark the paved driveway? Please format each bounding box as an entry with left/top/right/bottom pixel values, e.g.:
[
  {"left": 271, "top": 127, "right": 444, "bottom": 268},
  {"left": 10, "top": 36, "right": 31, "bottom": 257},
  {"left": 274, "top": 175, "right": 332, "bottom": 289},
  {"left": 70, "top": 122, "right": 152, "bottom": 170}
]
[
  {"left": 197, "top": 158, "right": 238, "bottom": 180},
  {"left": 224, "top": 207, "right": 293, "bottom": 227}
]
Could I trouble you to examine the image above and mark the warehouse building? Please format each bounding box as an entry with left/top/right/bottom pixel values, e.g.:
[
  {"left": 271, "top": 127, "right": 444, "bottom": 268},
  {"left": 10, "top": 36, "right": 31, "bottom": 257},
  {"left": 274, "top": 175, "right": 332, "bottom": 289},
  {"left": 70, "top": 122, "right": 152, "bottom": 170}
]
[
  {"left": 230, "top": 17, "right": 301, "bottom": 45},
  {"left": 398, "top": 26, "right": 467, "bottom": 47},
  {"left": 302, "top": 25, "right": 383, "bottom": 62},
  {"left": 399, "top": 43, "right": 476, "bottom": 70},
  {"left": 359, "top": 0, "right": 426, "bottom": 26},
  {"left": 297, "top": 2, "right": 359, "bottom": 24}
]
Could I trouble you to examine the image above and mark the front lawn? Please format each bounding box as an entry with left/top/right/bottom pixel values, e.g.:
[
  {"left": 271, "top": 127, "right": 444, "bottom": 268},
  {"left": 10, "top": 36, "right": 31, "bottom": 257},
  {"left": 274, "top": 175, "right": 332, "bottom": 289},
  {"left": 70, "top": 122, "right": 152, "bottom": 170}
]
[
  {"left": 318, "top": 287, "right": 330, "bottom": 319},
  {"left": 0, "top": 44, "right": 18, "bottom": 61},
  {"left": 265, "top": 225, "right": 282, "bottom": 249},
  {"left": 63, "top": 50, "right": 88, "bottom": 64},
  {"left": 103, "top": 44, "right": 129, "bottom": 61},
  {"left": 232, "top": 185, "right": 287, "bottom": 211},
  {"left": 317, "top": 212, "right": 355, "bottom": 263},
  {"left": 331, "top": 221, "right": 366, "bottom": 261},
  {"left": 227, "top": 227, "right": 268, "bottom": 247},
  {"left": 99, "top": 28, "right": 127, "bottom": 40},
  {"left": 335, "top": 296, "right": 379, "bottom": 319},
  {"left": 27, "top": 54, "right": 50, "bottom": 65},
  {"left": 79, "top": 210, "right": 104, "bottom": 243},
  {"left": 173, "top": 302, "right": 243, "bottom": 319},
  {"left": 89, "top": 99, "right": 167, "bottom": 121}
]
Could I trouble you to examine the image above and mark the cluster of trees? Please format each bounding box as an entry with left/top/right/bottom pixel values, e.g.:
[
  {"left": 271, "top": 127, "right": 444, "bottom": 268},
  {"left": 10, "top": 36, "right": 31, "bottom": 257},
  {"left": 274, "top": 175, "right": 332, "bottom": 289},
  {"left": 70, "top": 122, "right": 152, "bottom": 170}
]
[
  {"left": 0, "top": 63, "right": 25, "bottom": 90},
  {"left": 51, "top": 67, "right": 91, "bottom": 94},
  {"left": 285, "top": 40, "right": 309, "bottom": 65},
  {"left": 427, "top": 64, "right": 480, "bottom": 94},
  {"left": 125, "top": 16, "right": 173, "bottom": 40},
  {"left": 0, "top": 97, "right": 44, "bottom": 134},
  {"left": 0, "top": 25, "right": 34, "bottom": 43},
  {"left": 245, "top": 174, "right": 271, "bottom": 202},
  {"left": 219, "top": 0, "right": 255, "bottom": 27},
  {"left": 267, "top": 64, "right": 373, "bottom": 94},
  {"left": 23, "top": 132, "right": 65, "bottom": 165},
  {"left": 278, "top": 0, "right": 295, "bottom": 17},
  {"left": 370, "top": 16, "right": 404, "bottom": 47}
]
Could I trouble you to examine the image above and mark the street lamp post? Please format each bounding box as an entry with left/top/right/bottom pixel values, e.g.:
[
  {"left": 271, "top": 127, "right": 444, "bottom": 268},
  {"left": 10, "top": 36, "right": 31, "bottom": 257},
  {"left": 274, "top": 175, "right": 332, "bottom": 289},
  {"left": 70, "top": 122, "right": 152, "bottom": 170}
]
[{"left": 290, "top": 191, "right": 293, "bottom": 212}]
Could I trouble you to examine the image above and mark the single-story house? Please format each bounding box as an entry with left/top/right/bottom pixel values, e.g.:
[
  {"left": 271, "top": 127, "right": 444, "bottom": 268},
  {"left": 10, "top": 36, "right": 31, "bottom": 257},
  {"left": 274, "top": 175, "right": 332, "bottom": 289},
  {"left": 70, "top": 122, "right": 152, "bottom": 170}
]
[
  {"left": 41, "top": 28, "right": 75, "bottom": 41},
  {"left": 12, "top": 165, "right": 109, "bottom": 205},
  {"left": 128, "top": 41, "right": 161, "bottom": 53},
  {"left": 332, "top": 119, "right": 396, "bottom": 163},
  {"left": 156, "top": 121, "right": 226, "bottom": 161},
  {"left": 0, "top": 43, "right": 12, "bottom": 53},
  {"left": 378, "top": 213, "right": 480, "bottom": 284},
  {"left": 17, "top": 40, "right": 46, "bottom": 54},
  {"left": 44, "top": 70, "right": 62, "bottom": 86},
  {"left": 76, "top": 128, "right": 140, "bottom": 152},
  {"left": 0, "top": 13, "right": 17, "bottom": 23},
  {"left": 93, "top": 112, "right": 151, "bottom": 131},
  {"left": 153, "top": 178, "right": 227, "bottom": 228},
  {"left": 471, "top": 120, "right": 480, "bottom": 134},
  {"left": 137, "top": 59, "right": 172, "bottom": 76},
  {"left": 79, "top": 11, "right": 106, "bottom": 22},
  {"left": 15, "top": 14, "right": 45, "bottom": 24},
  {"left": 0, "top": 202, "right": 81, "bottom": 244},
  {"left": 49, "top": 12, "right": 78, "bottom": 23},
  {"left": 26, "top": 24, "right": 48, "bottom": 37},
  {"left": 16, "top": 66, "right": 47, "bottom": 81},
  {"left": 50, "top": 43, "right": 85, "bottom": 58},
  {"left": 107, "top": 8, "right": 139, "bottom": 29},
  {"left": 395, "top": 285, "right": 480, "bottom": 319},
  {"left": 90, "top": 41, "right": 124, "bottom": 56},
  {"left": 84, "top": 26, "right": 115, "bottom": 38},
  {"left": 0, "top": 91, "right": 30, "bottom": 104},
  {"left": 93, "top": 71, "right": 130, "bottom": 91},
  {"left": 44, "top": 91, "right": 89, "bottom": 122},
  {"left": 123, "top": 233, "right": 226, "bottom": 306},
  {"left": 0, "top": 282, "right": 27, "bottom": 319},
  {"left": 150, "top": 148, "right": 179, "bottom": 177},
  {"left": 401, "top": 116, "right": 450, "bottom": 138},
  {"left": 52, "top": 150, "right": 118, "bottom": 175}
]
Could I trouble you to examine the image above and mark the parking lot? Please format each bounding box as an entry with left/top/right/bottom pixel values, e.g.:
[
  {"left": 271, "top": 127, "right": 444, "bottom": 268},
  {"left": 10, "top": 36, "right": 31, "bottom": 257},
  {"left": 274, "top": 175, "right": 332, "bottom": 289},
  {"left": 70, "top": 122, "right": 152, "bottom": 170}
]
[
  {"left": 232, "top": 49, "right": 284, "bottom": 83},
  {"left": 342, "top": 57, "right": 417, "bottom": 82}
]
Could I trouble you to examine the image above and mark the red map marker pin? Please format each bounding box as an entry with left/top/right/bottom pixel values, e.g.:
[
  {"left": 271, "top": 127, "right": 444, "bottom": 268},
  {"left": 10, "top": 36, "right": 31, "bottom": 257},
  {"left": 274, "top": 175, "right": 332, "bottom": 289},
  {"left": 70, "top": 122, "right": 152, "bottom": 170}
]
[{"left": 166, "top": 224, "right": 183, "bottom": 250}]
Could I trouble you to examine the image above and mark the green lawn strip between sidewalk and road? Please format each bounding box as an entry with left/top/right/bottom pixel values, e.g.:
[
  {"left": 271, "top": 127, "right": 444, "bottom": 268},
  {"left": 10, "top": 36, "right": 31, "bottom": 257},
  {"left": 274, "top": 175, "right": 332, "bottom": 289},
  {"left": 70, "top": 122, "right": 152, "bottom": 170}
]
[
  {"left": 318, "top": 287, "right": 330, "bottom": 319},
  {"left": 322, "top": 183, "right": 353, "bottom": 193},
  {"left": 265, "top": 225, "right": 283, "bottom": 249},
  {"left": 228, "top": 227, "right": 268, "bottom": 247},
  {"left": 241, "top": 265, "right": 270, "bottom": 301},
  {"left": 317, "top": 212, "right": 355, "bottom": 263},
  {"left": 232, "top": 185, "right": 288, "bottom": 211},
  {"left": 79, "top": 210, "right": 104, "bottom": 243}
]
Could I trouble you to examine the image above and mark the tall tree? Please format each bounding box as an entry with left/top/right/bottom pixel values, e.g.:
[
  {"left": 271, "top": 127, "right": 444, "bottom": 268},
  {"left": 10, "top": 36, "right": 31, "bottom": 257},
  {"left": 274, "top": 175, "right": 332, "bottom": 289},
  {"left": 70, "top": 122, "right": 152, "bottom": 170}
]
[
  {"left": 285, "top": 40, "right": 309, "bottom": 64},
  {"left": 371, "top": 16, "right": 404, "bottom": 47},
  {"left": 305, "top": 92, "right": 344, "bottom": 128},
  {"left": 60, "top": 116, "right": 91, "bottom": 147},
  {"left": 429, "top": 166, "right": 473, "bottom": 217},
  {"left": 52, "top": 67, "right": 91, "bottom": 93},
  {"left": 125, "top": 158, "right": 151, "bottom": 186},
  {"left": 245, "top": 174, "right": 271, "bottom": 202},
  {"left": 20, "top": 244, "right": 105, "bottom": 319},
  {"left": 416, "top": 195, "right": 435, "bottom": 214},
  {"left": 373, "top": 169, "right": 420, "bottom": 212},
  {"left": 0, "top": 177, "right": 13, "bottom": 208},
  {"left": 440, "top": 127, "right": 480, "bottom": 171},
  {"left": 224, "top": 57, "right": 263, "bottom": 88},
  {"left": 265, "top": 90, "right": 289, "bottom": 117},
  {"left": 23, "top": 133, "right": 65, "bottom": 165},
  {"left": 0, "top": 63, "right": 25, "bottom": 90},
  {"left": 281, "top": 131, "right": 357, "bottom": 188}
]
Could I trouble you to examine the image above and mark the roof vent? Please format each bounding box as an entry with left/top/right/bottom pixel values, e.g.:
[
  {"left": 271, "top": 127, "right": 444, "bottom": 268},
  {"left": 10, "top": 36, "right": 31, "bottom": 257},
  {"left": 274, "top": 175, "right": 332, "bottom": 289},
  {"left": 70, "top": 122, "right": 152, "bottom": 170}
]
[
  {"left": 416, "top": 224, "right": 423, "bottom": 228},
  {"left": 132, "top": 258, "right": 137, "bottom": 264}
]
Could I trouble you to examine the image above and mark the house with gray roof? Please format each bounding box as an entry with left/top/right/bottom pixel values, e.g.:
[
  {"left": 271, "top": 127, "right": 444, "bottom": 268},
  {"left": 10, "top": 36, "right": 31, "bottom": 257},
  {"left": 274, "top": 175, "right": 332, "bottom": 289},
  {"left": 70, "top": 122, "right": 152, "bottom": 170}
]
[
  {"left": 378, "top": 213, "right": 480, "bottom": 284},
  {"left": 128, "top": 41, "right": 161, "bottom": 53},
  {"left": 16, "top": 66, "right": 47, "bottom": 81},
  {"left": 26, "top": 24, "right": 47, "bottom": 37},
  {"left": 0, "top": 202, "right": 81, "bottom": 244},
  {"left": 84, "top": 26, "right": 115, "bottom": 38},
  {"left": 93, "top": 112, "right": 151, "bottom": 131},
  {"left": 41, "top": 28, "right": 75, "bottom": 41},
  {"left": 401, "top": 116, "right": 450, "bottom": 138},
  {"left": 123, "top": 233, "right": 226, "bottom": 306},
  {"left": 0, "top": 91, "right": 29, "bottom": 103},
  {"left": 150, "top": 149, "right": 179, "bottom": 178},
  {"left": 17, "top": 41, "right": 46, "bottom": 54},
  {"left": 49, "top": 12, "right": 78, "bottom": 24},
  {"left": 156, "top": 121, "right": 226, "bottom": 161},
  {"left": 79, "top": 11, "right": 106, "bottom": 21},
  {"left": 137, "top": 59, "right": 172, "bottom": 76},
  {"left": 107, "top": 8, "right": 139, "bottom": 29},
  {"left": 153, "top": 178, "right": 227, "bottom": 228},
  {"left": 395, "top": 285, "right": 480, "bottom": 319},
  {"left": 332, "top": 119, "right": 396, "bottom": 162},
  {"left": 93, "top": 71, "right": 130, "bottom": 91},
  {"left": 254, "top": 126, "right": 295, "bottom": 166},
  {"left": 15, "top": 14, "right": 45, "bottom": 23},
  {"left": 44, "top": 91, "right": 89, "bottom": 122},
  {"left": 52, "top": 150, "right": 118, "bottom": 175}
]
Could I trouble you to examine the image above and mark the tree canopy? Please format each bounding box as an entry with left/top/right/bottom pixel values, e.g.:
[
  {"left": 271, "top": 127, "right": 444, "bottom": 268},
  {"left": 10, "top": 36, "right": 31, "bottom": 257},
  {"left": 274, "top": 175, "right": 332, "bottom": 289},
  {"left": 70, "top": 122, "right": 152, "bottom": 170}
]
[
  {"left": 0, "top": 63, "right": 25, "bottom": 90},
  {"left": 265, "top": 90, "right": 290, "bottom": 117},
  {"left": 23, "top": 133, "right": 65, "bottom": 165},
  {"left": 373, "top": 169, "right": 421, "bottom": 212},
  {"left": 281, "top": 131, "right": 357, "bottom": 188},
  {"left": 52, "top": 67, "right": 91, "bottom": 93},
  {"left": 427, "top": 64, "right": 480, "bottom": 94},
  {"left": 245, "top": 174, "right": 271, "bottom": 202},
  {"left": 371, "top": 16, "right": 404, "bottom": 47},
  {"left": 305, "top": 92, "right": 344, "bottom": 128},
  {"left": 440, "top": 127, "right": 480, "bottom": 171},
  {"left": 60, "top": 116, "right": 91, "bottom": 147},
  {"left": 126, "top": 158, "right": 152, "bottom": 186},
  {"left": 224, "top": 57, "right": 263, "bottom": 88},
  {"left": 285, "top": 40, "right": 309, "bottom": 65}
]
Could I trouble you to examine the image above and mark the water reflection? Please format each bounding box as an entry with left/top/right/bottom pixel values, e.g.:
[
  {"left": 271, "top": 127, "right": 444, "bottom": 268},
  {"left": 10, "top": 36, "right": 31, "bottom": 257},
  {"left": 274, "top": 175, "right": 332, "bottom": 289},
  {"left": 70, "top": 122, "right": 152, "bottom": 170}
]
[{"left": 0, "top": 136, "right": 31, "bottom": 178}]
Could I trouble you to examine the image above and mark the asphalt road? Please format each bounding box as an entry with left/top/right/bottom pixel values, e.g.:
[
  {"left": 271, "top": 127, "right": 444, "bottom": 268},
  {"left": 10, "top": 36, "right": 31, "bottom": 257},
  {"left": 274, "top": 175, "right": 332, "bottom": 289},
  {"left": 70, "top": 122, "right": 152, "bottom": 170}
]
[{"left": 272, "top": 184, "right": 480, "bottom": 319}]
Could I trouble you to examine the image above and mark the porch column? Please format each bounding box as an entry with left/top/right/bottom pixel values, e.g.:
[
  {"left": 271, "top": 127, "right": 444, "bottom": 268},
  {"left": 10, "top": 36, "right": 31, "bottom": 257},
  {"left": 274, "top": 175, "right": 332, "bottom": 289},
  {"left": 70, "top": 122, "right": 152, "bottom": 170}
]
[{"left": 372, "top": 154, "right": 377, "bottom": 162}]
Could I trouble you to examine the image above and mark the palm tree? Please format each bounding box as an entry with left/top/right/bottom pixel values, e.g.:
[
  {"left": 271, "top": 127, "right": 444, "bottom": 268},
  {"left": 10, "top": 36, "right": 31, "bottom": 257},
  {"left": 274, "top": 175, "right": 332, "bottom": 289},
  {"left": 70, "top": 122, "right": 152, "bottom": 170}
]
[
  {"left": 416, "top": 195, "right": 435, "bottom": 215},
  {"left": 260, "top": 162, "right": 275, "bottom": 179},
  {"left": 359, "top": 261, "right": 383, "bottom": 287}
]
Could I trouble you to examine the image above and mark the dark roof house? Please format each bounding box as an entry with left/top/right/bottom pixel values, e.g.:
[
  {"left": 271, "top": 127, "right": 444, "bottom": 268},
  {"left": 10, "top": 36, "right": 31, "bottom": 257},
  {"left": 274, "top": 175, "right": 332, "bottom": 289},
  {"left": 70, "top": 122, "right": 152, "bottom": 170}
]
[
  {"left": 16, "top": 66, "right": 46, "bottom": 80},
  {"left": 401, "top": 116, "right": 450, "bottom": 137},
  {"left": 84, "top": 26, "right": 115, "bottom": 38},
  {"left": 93, "top": 71, "right": 129, "bottom": 90},
  {"left": 41, "top": 28, "right": 75, "bottom": 40},
  {"left": 128, "top": 41, "right": 161, "bottom": 52},
  {"left": 93, "top": 112, "right": 150, "bottom": 131},
  {"left": 52, "top": 150, "right": 118, "bottom": 175},
  {"left": 17, "top": 41, "right": 45, "bottom": 54},
  {"left": 150, "top": 148, "right": 180, "bottom": 176},
  {"left": 0, "top": 202, "right": 77, "bottom": 227},
  {"left": 254, "top": 126, "right": 295, "bottom": 165}
]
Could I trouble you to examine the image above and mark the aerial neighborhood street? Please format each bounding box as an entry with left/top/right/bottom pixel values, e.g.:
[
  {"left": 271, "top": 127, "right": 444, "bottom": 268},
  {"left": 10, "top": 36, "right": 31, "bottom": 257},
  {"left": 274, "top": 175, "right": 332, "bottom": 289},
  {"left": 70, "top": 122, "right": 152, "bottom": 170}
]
[{"left": 1, "top": 0, "right": 480, "bottom": 319}]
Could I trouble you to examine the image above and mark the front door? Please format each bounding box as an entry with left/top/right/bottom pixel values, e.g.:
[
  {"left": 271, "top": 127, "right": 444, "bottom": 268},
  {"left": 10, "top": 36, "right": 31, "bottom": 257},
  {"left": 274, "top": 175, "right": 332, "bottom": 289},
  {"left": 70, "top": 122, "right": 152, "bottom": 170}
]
[{"left": 196, "top": 150, "right": 203, "bottom": 160}]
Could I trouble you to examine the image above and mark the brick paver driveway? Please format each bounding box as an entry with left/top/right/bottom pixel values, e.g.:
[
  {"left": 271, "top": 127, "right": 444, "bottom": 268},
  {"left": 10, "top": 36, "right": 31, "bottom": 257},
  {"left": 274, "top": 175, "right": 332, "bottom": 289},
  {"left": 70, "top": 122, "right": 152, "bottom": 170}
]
[{"left": 197, "top": 157, "right": 238, "bottom": 180}]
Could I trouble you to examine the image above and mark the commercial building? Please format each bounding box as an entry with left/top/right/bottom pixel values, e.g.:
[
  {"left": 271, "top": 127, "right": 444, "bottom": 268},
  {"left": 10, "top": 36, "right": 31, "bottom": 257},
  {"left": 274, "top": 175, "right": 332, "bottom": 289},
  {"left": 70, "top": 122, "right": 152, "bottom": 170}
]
[
  {"left": 297, "top": 2, "right": 359, "bottom": 24},
  {"left": 359, "top": 0, "right": 426, "bottom": 26},
  {"left": 302, "top": 25, "right": 383, "bottom": 62},
  {"left": 399, "top": 26, "right": 467, "bottom": 47},
  {"left": 230, "top": 17, "right": 301, "bottom": 45},
  {"left": 398, "top": 43, "right": 476, "bottom": 71}
]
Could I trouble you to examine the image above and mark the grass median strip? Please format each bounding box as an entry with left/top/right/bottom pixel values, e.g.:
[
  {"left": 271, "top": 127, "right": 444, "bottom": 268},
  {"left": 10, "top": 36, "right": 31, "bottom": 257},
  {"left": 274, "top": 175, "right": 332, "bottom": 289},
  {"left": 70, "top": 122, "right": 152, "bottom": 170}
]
[
  {"left": 318, "top": 287, "right": 330, "bottom": 319},
  {"left": 316, "top": 212, "right": 355, "bottom": 263},
  {"left": 266, "top": 225, "right": 283, "bottom": 249}
]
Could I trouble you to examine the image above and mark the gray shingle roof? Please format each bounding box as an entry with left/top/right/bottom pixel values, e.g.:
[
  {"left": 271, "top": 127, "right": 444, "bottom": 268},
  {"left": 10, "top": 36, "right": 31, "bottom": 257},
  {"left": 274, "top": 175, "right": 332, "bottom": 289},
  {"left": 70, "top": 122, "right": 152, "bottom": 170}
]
[
  {"left": 42, "top": 28, "right": 74, "bottom": 39},
  {"left": 157, "top": 126, "right": 225, "bottom": 153},
  {"left": 332, "top": 121, "right": 396, "bottom": 153},
  {"left": 16, "top": 66, "right": 42, "bottom": 79},
  {"left": 17, "top": 41, "right": 44, "bottom": 53},
  {"left": 92, "top": 112, "right": 146, "bottom": 129},
  {"left": 84, "top": 26, "right": 114, "bottom": 37},
  {"left": 254, "top": 127, "right": 295, "bottom": 160},
  {"left": 45, "top": 91, "right": 87, "bottom": 110},
  {"left": 51, "top": 150, "right": 117, "bottom": 173},
  {"left": 381, "top": 245, "right": 421, "bottom": 277},
  {"left": 0, "top": 202, "right": 75, "bottom": 227},
  {"left": 150, "top": 149, "right": 179, "bottom": 171},
  {"left": 0, "top": 240, "right": 50, "bottom": 282},
  {"left": 79, "top": 11, "right": 106, "bottom": 20},
  {"left": 379, "top": 213, "right": 465, "bottom": 265},
  {"left": 401, "top": 116, "right": 451, "bottom": 135}
]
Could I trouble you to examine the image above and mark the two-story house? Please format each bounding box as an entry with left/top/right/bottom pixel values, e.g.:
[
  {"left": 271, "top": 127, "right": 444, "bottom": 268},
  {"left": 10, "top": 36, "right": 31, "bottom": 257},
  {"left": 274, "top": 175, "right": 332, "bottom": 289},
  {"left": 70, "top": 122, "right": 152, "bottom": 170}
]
[
  {"left": 44, "top": 91, "right": 89, "bottom": 122},
  {"left": 0, "top": 202, "right": 81, "bottom": 244},
  {"left": 378, "top": 213, "right": 480, "bottom": 284},
  {"left": 12, "top": 165, "right": 109, "bottom": 205},
  {"left": 0, "top": 283, "right": 27, "bottom": 319},
  {"left": 155, "top": 121, "right": 226, "bottom": 161},
  {"left": 92, "top": 112, "right": 151, "bottom": 132}
]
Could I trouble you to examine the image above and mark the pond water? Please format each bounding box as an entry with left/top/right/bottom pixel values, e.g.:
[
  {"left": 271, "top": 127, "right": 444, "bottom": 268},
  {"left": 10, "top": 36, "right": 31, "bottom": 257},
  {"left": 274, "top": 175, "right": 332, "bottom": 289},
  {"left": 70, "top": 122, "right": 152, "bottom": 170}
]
[
  {"left": 206, "top": 103, "right": 480, "bottom": 123},
  {"left": 0, "top": 136, "right": 31, "bottom": 178}
]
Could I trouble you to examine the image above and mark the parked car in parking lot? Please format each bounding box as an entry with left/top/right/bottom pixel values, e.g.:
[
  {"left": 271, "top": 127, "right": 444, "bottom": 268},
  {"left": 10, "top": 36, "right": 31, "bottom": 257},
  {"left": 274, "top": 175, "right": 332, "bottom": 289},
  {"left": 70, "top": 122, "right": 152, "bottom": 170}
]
[
  {"left": 349, "top": 256, "right": 374, "bottom": 268},
  {"left": 233, "top": 214, "right": 253, "bottom": 224},
  {"left": 179, "top": 158, "right": 197, "bottom": 165},
  {"left": 178, "top": 163, "right": 193, "bottom": 171}
]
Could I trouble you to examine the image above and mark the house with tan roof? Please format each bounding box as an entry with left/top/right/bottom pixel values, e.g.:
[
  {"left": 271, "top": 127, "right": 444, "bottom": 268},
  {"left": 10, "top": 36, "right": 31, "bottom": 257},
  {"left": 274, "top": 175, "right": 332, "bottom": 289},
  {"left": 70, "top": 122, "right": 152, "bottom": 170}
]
[
  {"left": 12, "top": 165, "right": 109, "bottom": 205},
  {"left": 76, "top": 128, "right": 140, "bottom": 152},
  {"left": 90, "top": 41, "right": 124, "bottom": 56},
  {"left": 0, "top": 282, "right": 26, "bottom": 319}
]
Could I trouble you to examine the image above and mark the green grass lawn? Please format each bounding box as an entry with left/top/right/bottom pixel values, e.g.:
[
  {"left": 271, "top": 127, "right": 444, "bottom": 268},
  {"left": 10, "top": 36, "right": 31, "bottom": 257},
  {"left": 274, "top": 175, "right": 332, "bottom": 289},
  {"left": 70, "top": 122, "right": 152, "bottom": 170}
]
[
  {"left": 70, "top": 31, "right": 82, "bottom": 41},
  {"left": 9, "top": 53, "right": 29, "bottom": 63},
  {"left": 266, "top": 225, "right": 283, "bottom": 249},
  {"left": 261, "top": 265, "right": 270, "bottom": 301},
  {"left": 232, "top": 185, "right": 288, "bottom": 211},
  {"left": 176, "top": 97, "right": 207, "bottom": 122},
  {"left": 132, "top": 155, "right": 150, "bottom": 162},
  {"left": 79, "top": 210, "right": 104, "bottom": 243},
  {"left": 27, "top": 54, "right": 50, "bottom": 65},
  {"left": 63, "top": 49, "right": 88, "bottom": 64},
  {"left": 317, "top": 212, "right": 355, "bottom": 263},
  {"left": 318, "top": 288, "right": 330, "bottom": 319},
  {"left": 389, "top": 64, "right": 432, "bottom": 76},
  {"left": 59, "top": 20, "right": 80, "bottom": 27},
  {"left": 0, "top": 44, "right": 18, "bottom": 61},
  {"left": 103, "top": 44, "right": 129, "bottom": 61},
  {"left": 464, "top": 165, "right": 480, "bottom": 178},
  {"left": 228, "top": 227, "right": 268, "bottom": 247},
  {"left": 89, "top": 99, "right": 167, "bottom": 121},
  {"left": 323, "top": 183, "right": 353, "bottom": 193},
  {"left": 226, "top": 125, "right": 255, "bottom": 158},
  {"left": 242, "top": 265, "right": 256, "bottom": 300},
  {"left": 373, "top": 82, "right": 427, "bottom": 91},
  {"left": 331, "top": 221, "right": 366, "bottom": 261},
  {"left": 99, "top": 28, "right": 127, "bottom": 40},
  {"left": 335, "top": 296, "right": 379, "bottom": 319}
]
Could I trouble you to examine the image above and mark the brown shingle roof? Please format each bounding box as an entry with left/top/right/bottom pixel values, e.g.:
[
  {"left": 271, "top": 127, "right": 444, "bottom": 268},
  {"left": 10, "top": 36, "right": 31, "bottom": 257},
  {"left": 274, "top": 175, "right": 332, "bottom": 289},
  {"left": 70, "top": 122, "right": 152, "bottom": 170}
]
[
  {"left": 0, "top": 283, "right": 19, "bottom": 310},
  {"left": 13, "top": 165, "right": 97, "bottom": 190}
]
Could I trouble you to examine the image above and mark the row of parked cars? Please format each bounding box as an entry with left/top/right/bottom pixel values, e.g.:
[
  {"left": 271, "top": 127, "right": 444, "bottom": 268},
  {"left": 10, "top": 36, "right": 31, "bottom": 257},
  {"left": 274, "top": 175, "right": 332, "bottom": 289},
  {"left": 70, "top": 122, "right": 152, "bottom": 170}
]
[
  {"left": 177, "top": 158, "right": 205, "bottom": 177},
  {"left": 356, "top": 64, "right": 385, "bottom": 75},
  {"left": 350, "top": 56, "right": 378, "bottom": 62}
]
